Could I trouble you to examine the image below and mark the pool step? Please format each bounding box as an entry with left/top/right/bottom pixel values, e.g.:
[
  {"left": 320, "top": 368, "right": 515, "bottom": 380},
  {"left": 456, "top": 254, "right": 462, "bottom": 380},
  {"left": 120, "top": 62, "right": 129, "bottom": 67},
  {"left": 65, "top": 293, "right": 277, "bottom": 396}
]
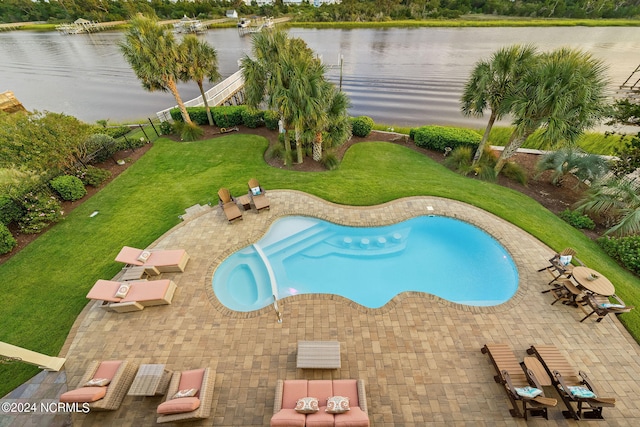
[{"left": 261, "top": 223, "right": 332, "bottom": 257}]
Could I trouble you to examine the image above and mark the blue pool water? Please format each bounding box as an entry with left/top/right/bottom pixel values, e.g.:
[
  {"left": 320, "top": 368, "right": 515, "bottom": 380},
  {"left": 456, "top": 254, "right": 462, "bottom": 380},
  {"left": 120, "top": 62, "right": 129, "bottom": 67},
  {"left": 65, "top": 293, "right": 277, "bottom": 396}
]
[{"left": 212, "top": 216, "right": 518, "bottom": 311}]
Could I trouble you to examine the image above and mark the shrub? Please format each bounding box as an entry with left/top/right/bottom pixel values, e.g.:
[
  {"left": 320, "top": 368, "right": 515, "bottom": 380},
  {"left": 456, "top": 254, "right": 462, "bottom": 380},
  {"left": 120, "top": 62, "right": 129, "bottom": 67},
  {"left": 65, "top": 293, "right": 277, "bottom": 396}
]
[
  {"left": 351, "top": 116, "right": 374, "bottom": 137},
  {"left": 84, "top": 133, "right": 117, "bottom": 163},
  {"left": 412, "top": 125, "right": 481, "bottom": 152},
  {"left": 211, "top": 106, "right": 246, "bottom": 128},
  {"left": 598, "top": 235, "right": 640, "bottom": 276},
  {"left": 268, "top": 142, "right": 284, "bottom": 160},
  {"left": 443, "top": 146, "right": 473, "bottom": 174},
  {"left": 0, "top": 195, "right": 23, "bottom": 225},
  {"left": 263, "top": 110, "right": 280, "bottom": 130},
  {"left": 0, "top": 223, "right": 17, "bottom": 254},
  {"left": 102, "top": 126, "right": 130, "bottom": 139},
  {"left": 502, "top": 161, "right": 528, "bottom": 185},
  {"left": 559, "top": 209, "right": 596, "bottom": 230},
  {"left": 321, "top": 151, "right": 340, "bottom": 170},
  {"left": 19, "top": 192, "right": 63, "bottom": 234},
  {"left": 169, "top": 108, "right": 183, "bottom": 122},
  {"left": 159, "top": 121, "right": 173, "bottom": 135},
  {"left": 241, "top": 109, "right": 264, "bottom": 128},
  {"left": 50, "top": 175, "right": 86, "bottom": 201},
  {"left": 178, "top": 123, "right": 204, "bottom": 142},
  {"left": 74, "top": 165, "right": 111, "bottom": 187}
]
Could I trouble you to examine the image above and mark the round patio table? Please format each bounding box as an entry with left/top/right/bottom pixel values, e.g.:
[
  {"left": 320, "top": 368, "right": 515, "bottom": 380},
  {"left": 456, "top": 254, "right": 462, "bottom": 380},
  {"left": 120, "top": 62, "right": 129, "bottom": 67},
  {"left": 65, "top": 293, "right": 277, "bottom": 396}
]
[{"left": 571, "top": 266, "right": 615, "bottom": 296}]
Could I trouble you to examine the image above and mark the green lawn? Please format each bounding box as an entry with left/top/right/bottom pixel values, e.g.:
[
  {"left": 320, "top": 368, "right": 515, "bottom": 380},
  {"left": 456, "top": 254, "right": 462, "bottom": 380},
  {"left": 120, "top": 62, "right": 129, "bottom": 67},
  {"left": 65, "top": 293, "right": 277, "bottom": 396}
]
[{"left": 2, "top": 134, "right": 639, "bottom": 397}]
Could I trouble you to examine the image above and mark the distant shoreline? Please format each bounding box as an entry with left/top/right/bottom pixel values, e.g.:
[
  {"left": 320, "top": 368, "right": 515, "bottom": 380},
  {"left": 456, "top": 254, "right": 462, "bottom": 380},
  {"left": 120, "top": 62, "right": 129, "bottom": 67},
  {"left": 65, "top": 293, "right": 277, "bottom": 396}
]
[{"left": 3, "top": 16, "right": 640, "bottom": 33}]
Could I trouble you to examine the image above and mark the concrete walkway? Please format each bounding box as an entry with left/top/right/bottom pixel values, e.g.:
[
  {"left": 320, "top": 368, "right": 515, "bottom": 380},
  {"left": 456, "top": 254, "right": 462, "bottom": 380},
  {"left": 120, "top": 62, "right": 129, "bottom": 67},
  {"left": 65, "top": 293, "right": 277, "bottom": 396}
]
[{"left": 4, "top": 191, "right": 640, "bottom": 426}]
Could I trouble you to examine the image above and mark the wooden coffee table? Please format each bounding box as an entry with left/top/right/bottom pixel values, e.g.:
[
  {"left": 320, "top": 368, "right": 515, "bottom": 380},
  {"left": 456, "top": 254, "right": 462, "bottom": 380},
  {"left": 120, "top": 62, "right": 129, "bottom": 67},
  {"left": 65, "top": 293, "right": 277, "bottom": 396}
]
[
  {"left": 128, "top": 364, "right": 172, "bottom": 396},
  {"left": 297, "top": 341, "right": 341, "bottom": 369}
]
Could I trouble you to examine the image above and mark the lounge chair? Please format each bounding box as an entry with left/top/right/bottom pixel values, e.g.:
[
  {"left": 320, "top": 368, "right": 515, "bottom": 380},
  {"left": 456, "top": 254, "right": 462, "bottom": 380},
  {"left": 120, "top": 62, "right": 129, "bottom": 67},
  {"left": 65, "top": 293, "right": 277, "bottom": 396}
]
[
  {"left": 218, "top": 187, "right": 243, "bottom": 222},
  {"left": 86, "top": 279, "right": 177, "bottom": 312},
  {"left": 538, "top": 248, "right": 579, "bottom": 285},
  {"left": 157, "top": 367, "right": 215, "bottom": 424},
  {"left": 579, "top": 293, "right": 634, "bottom": 323},
  {"left": 115, "top": 246, "right": 190, "bottom": 274},
  {"left": 248, "top": 178, "right": 270, "bottom": 212},
  {"left": 481, "top": 344, "right": 557, "bottom": 419},
  {"left": 526, "top": 344, "right": 616, "bottom": 420},
  {"left": 59, "top": 360, "right": 137, "bottom": 411}
]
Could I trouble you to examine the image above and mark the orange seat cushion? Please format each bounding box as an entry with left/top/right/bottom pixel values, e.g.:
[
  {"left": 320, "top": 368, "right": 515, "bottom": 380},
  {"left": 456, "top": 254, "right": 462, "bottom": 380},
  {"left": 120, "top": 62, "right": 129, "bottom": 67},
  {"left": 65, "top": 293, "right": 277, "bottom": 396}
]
[
  {"left": 59, "top": 387, "right": 107, "bottom": 403},
  {"left": 157, "top": 397, "right": 200, "bottom": 415},
  {"left": 270, "top": 409, "right": 306, "bottom": 427},
  {"left": 282, "top": 380, "right": 308, "bottom": 410},
  {"left": 332, "top": 380, "right": 359, "bottom": 406},
  {"left": 306, "top": 407, "right": 335, "bottom": 427}
]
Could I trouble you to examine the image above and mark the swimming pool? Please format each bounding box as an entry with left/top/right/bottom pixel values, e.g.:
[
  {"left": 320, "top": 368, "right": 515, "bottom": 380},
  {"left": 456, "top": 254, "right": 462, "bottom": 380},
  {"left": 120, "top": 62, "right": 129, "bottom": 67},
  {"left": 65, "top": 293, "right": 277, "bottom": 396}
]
[{"left": 212, "top": 216, "right": 518, "bottom": 311}]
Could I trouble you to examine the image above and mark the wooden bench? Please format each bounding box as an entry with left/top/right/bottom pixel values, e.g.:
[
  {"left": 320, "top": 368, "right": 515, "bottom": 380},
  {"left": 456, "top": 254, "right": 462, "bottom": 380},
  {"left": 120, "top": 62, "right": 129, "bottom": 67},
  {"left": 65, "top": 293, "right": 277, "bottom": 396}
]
[{"left": 296, "top": 341, "right": 341, "bottom": 369}]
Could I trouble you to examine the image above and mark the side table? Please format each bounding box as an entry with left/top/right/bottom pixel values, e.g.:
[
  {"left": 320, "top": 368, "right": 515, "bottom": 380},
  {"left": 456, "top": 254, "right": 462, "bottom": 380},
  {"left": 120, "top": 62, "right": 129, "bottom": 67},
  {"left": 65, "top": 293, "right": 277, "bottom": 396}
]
[
  {"left": 238, "top": 195, "right": 252, "bottom": 211},
  {"left": 128, "top": 364, "right": 172, "bottom": 396}
]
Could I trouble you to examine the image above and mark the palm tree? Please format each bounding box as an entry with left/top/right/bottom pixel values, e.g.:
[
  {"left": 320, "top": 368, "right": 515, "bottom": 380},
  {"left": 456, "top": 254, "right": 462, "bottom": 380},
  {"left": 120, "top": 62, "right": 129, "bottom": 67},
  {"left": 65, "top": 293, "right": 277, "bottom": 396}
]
[
  {"left": 314, "top": 85, "right": 351, "bottom": 161},
  {"left": 241, "top": 29, "right": 323, "bottom": 165},
  {"left": 535, "top": 147, "right": 609, "bottom": 186},
  {"left": 495, "top": 48, "right": 609, "bottom": 174},
  {"left": 119, "top": 15, "right": 193, "bottom": 125},
  {"left": 461, "top": 44, "right": 537, "bottom": 165},
  {"left": 241, "top": 30, "right": 294, "bottom": 162},
  {"left": 179, "top": 35, "right": 220, "bottom": 127},
  {"left": 574, "top": 176, "right": 640, "bottom": 236}
]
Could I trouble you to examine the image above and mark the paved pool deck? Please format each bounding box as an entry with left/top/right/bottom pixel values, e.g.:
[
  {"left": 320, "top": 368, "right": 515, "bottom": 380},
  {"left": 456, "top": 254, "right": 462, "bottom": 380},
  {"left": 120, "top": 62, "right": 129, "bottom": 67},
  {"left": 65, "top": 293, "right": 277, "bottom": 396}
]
[{"left": 4, "top": 190, "right": 640, "bottom": 426}]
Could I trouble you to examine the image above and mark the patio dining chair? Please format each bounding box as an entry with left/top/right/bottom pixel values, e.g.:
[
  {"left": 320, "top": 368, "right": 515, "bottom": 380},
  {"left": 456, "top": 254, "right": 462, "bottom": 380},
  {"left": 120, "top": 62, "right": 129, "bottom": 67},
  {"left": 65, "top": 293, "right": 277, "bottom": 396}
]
[
  {"left": 538, "top": 248, "right": 579, "bottom": 285},
  {"left": 579, "top": 293, "right": 634, "bottom": 323}
]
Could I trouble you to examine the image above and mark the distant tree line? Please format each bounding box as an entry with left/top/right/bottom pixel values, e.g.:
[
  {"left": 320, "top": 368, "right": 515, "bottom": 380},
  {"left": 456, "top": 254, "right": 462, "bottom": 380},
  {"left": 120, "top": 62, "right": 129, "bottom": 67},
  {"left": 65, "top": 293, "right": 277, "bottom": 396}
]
[{"left": 2, "top": 0, "right": 639, "bottom": 24}]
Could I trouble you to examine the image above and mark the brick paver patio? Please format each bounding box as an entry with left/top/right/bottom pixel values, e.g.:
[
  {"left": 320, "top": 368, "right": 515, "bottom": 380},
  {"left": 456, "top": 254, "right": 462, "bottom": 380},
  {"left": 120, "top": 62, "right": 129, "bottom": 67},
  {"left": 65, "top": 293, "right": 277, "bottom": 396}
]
[{"left": 9, "top": 191, "right": 640, "bottom": 426}]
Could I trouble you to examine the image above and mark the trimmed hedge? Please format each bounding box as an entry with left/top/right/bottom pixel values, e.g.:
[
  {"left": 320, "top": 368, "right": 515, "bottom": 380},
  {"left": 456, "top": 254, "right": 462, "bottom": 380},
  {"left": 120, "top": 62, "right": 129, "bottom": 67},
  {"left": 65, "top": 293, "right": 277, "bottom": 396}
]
[
  {"left": 598, "top": 235, "right": 640, "bottom": 276},
  {"left": 0, "top": 196, "right": 23, "bottom": 225},
  {"left": 241, "top": 109, "right": 264, "bottom": 128},
  {"left": 263, "top": 110, "right": 280, "bottom": 131},
  {"left": 50, "top": 175, "right": 86, "bottom": 201},
  {"left": 411, "top": 125, "right": 481, "bottom": 152},
  {"left": 211, "top": 106, "right": 246, "bottom": 128},
  {"left": 351, "top": 116, "right": 374, "bottom": 137},
  {"left": 170, "top": 106, "right": 248, "bottom": 128},
  {"left": 0, "top": 223, "right": 16, "bottom": 255}
]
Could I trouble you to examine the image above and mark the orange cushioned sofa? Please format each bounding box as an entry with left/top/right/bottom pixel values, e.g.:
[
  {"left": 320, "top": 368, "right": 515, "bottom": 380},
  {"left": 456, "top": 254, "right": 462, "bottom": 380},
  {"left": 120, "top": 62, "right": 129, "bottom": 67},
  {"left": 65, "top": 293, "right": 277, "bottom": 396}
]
[
  {"left": 86, "top": 279, "right": 177, "bottom": 312},
  {"left": 271, "top": 379, "right": 369, "bottom": 427}
]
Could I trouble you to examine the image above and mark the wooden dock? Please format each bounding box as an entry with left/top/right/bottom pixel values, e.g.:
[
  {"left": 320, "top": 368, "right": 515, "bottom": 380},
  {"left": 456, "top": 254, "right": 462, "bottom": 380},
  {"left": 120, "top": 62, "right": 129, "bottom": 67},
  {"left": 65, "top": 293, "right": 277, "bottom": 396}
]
[{"left": 0, "top": 91, "right": 27, "bottom": 114}]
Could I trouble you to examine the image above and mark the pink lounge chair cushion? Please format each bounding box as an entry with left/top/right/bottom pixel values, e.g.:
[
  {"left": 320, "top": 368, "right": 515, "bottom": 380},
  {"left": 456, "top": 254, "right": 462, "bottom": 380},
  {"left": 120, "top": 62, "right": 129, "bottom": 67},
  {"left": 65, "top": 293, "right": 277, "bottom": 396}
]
[
  {"left": 157, "top": 397, "right": 200, "bottom": 415},
  {"left": 305, "top": 407, "right": 335, "bottom": 427},
  {"left": 86, "top": 280, "right": 171, "bottom": 303},
  {"left": 115, "top": 246, "right": 186, "bottom": 267},
  {"left": 334, "top": 406, "right": 370, "bottom": 427},
  {"left": 270, "top": 409, "right": 306, "bottom": 427},
  {"left": 86, "top": 280, "right": 126, "bottom": 302},
  {"left": 93, "top": 360, "right": 122, "bottom": 381},
  {"left": 332, "top": 380, "right": 359, "bottom": 406},
  {"left": 59, "top": 387, "right": 107, "bottom": 403},
  {"left": 282, "top": 380, "right": 308, "bottom": 410},
  {"left": 121, "top": 280, "right": 171, "bottom": 303},
  {"left": 177, "top": 368, "right": 205, "bottom": 398}
]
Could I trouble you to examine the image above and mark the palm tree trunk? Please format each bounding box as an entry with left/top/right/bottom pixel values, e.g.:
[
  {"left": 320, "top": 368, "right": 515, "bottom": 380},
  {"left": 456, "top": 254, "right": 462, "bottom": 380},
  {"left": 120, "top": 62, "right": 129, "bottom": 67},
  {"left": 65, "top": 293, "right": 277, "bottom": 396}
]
[
  {"left": 472, "top": 110, "right": 497, "bottom": 165},
  {"left": 166, "top": 77, "right": 193, "bottom": 126},
  {"left": 295, "top": 128, "right": 303, "bottom": 164},
  {"left": 198, "top": 80, "right": 214, "bottom": 126},
  {"left": 495, "top": 129, "right": 532, "bottom": 174},
  {"left": 313, "top": 132, "right": 322, "bottom": 162}
]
